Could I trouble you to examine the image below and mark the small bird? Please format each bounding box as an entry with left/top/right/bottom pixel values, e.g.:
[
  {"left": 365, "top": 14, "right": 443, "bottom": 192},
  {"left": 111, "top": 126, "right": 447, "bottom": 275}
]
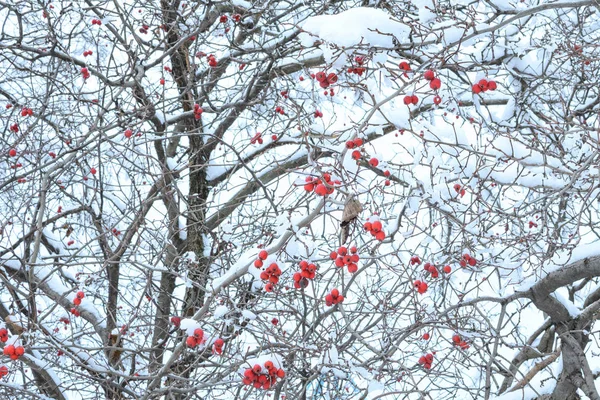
[{"left": 340, "top": 196, "right": 363, "bottom": 245}]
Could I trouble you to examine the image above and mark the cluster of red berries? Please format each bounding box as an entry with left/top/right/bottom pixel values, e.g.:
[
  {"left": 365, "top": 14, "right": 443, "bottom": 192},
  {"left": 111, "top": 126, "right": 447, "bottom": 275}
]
[
  {"left": 331, "top": 246, "right": 359, "bottom": 273},
  {"left": 452, "top": 334, "right": 470, "bottom": 350},
  {"left": 186, "top": 328, "right": 205, "bottom": 348},
  {"left": 70, "top": 307, "right": 80, "bottom": 317},
  {"left": 325, "top": 288, "right": 344, "bottom": 306},
  {"left": 3, "top": 344, "right": 24, "bottom": 360},
  {"left": 8, "top": 149, "right": 17, "bottom": 157},
  {"left": 403, "top": 95, "right": 419, "bottom": 105},
  {"left": 423, "top": 70, "right": 441, "bottom": 90},
  {"left": 347, "top": 56, "right": 366, "bottom": 76},
  {"left": 274, "top": 106, "right": 285, "bottom": 115},
  {"left": 254, "top": 250, "right": 269, "bottom": 268},
  {"left": 293, "top": 260, "right": 318, "bottom": 288},
  {"left": 259, "top": 262, "right": 281, "bottom": 292},
  {"left": 529, "top": 220, "right": 538, "bottom": 229},
  {"left": 193, "top": 104, "right": 203, "bottom": 120},
  {"left": 213, "top": 338, "right": 224, "bottom": 354},
  {"left": 232, "top": 14, "right": 241, "bottom": 22},
  {"left": 348, "top": 138, "right": 366, "bottom": 161},
  {"left": 0, "top": 365, "right": 8, "bottom": 378},
  {"left": 9, "top": 124, "right": 18, "bottom": 133},
  {"left": 314, "top": 110, "right": 323, "bottom": 118},
  {"left": 72, "top": 290, "right": 85, "bottom": 306},
  {"left": 453, "top": 183, "right": 466, "bottom": 197},
  {"left": 9, "top": 162, "right": 22, "bottom": 169},
  {"left": 413, "top": 280, "right": 428, "bottom": 294},
  {"left": 91, "top": 19, "right": 102, "bottom": 25},
  {"left": 242, "top": 361, "right": 285, "bottom": 389},
  {"left": 314, "top": 71, "right": 338, "bottom": 89},
  {"left": 472, "top": 79, "right": 497, "bottom": 94},
  {"left": 207, "top": 54, "right": 217, "bottom": 67},
  {"left": 20, "top": 107, "right": 33, "bottom": 117},
  {"left": 418, "top": 353, "right": 434, "bottom": 370},
  {"left": 346, "top": 137, "right": 364, "bottom": 150},
  {"left": 219, "top": 15, "right": 228, "bottom": 23},
  {"left": 0, "top": 328, "right": 8, "bottom": 343},
  {"left": 139, "top": 24, "right": 149, "bottom": 34},
  {"left": 250, "top": 132, "right": 263, "bottom": 145},
  {"left": 459, "top": 253, "right": 477, "bottom": 268},
  {"left": 81, "top": 67, "right": 90, "bottom": 80},
  {"left": 303, "top": 173, "right": 339, "bottom": 197},
  {"left": 83, "top": 50, "right": 93, "bottom": 57},
  {"left": 363, "top": 219, "right": 385, "bottom": 241},
  {"left": 423, "top": 262, "right": 439, "bottom": 278}
]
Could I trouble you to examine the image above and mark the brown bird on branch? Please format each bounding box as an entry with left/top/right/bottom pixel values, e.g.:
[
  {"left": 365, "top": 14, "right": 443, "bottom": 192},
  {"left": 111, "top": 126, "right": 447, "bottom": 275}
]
[{"left": 340, "top": 196, "right": 363, "bottom": 245}]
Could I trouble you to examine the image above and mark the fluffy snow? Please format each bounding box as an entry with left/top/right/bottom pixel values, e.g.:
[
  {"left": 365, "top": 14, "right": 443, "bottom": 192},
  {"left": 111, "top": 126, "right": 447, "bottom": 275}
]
[{"left": 301, "top": 8, "right": 410, "bottom": 48}]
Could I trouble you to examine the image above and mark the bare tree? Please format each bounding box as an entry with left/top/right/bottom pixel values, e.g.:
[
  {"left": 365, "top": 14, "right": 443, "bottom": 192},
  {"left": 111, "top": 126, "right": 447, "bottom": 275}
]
[{"left": 1, "top": 0, "right": 600, "bottom": 399}]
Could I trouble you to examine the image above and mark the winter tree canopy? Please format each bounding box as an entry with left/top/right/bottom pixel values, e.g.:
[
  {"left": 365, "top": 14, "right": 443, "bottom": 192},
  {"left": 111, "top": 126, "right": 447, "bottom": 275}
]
[{"left": 1, "top": 0, "right": 600, "bottom": 399}]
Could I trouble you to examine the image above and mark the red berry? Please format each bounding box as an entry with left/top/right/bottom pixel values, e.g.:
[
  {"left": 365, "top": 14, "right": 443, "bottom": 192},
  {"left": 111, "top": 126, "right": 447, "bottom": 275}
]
[
  {"left": 351, "top": 150, "right": 361, "bottom": 160},
  {"left": 186, "top": 336, "right": 198, "bottom": 348},
  {"left": 73, "top": 297, "right": 81, "bottom": 306},
  {"left": 433, "top": 95, "right": 442, "bottom": 105},
  {"left": 429, "top": 78, "right": 441, "bottom": 90},
  {"left": 8, "top": 149, "right": 16, "bottom": 157},
  {"left": 193, "top": 328, "right": 204, "bottom": 339},
  {"left": 488, "top": 81, "right": 497, "bottom": 90},
  {"left": 403, "top": 96, "right": 412, "bottom": 105},
  {"left": 443, "top": 265, "right": 451, "bottom": 273},
  {"left": 399, "top": 61, "right": 410, "bottom": 71},
  {"left": 90, "top": 167, "right": 97, "bottom": 175},
  {"left": 452, "top": 334, "right": 461, "bottom": 343},
  {"left": 472, "top": 84, "right": 481, "bottom": 94},
  {"left": 371, "top": 221, "right": 382, "bottom": 232},
  {"left": 423, "top": 333, "right": 430, "bottom": 340},
  {"left": 314, "top": 184, "right": 328, "bottom": 196},
  {"left": 424, "top": 70, "right": 435, "bottom": 80},
  {"left": 369, "top": 158, "right": 379, "bottom": 167},
  {"left": 3, "top": 346, "right": 15, "bottom": 356},
  {"left": 124, "top": 129, "right": 133, "bottom": 138},
  {"left": 254, "top": 259, "right": 263, "bottom": 268},
  {"left": 14, "top": 346, "right": 23, "bottom": 357},
  {"left": 258, "top": 250, "right": 268, "bottom": 260},
  {"left": 171, "top": 316, "right": 181, "bottom": 326},
  {"left": 411, "top": 95, "right": 418, "bottom": 105}
]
